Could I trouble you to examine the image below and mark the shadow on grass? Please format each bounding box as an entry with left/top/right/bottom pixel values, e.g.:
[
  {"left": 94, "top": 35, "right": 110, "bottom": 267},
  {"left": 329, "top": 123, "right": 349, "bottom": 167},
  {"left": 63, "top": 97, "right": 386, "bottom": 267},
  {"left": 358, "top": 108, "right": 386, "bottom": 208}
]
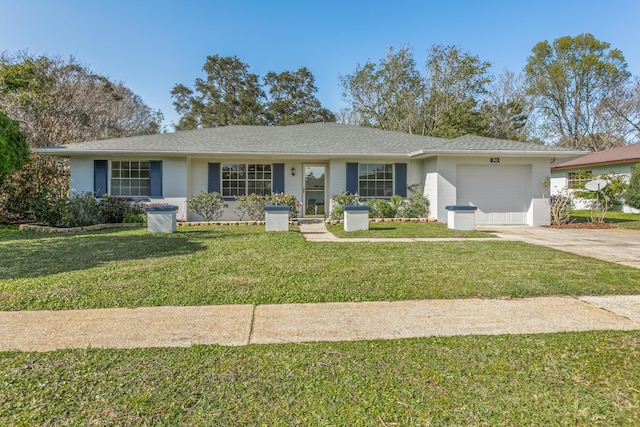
[{"left": 0, "top": 228, "right": 208, "bottom": 279}]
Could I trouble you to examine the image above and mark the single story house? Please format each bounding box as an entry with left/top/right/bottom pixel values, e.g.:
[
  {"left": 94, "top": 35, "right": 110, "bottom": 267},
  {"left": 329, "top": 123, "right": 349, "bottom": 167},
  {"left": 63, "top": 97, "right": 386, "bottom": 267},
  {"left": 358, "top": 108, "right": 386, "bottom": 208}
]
[
  {"left": 550, "top": 142, "right": 640, "bottom": 212},
  {"left": 37, "top": 123, "right": 581, "bottom": 225}
]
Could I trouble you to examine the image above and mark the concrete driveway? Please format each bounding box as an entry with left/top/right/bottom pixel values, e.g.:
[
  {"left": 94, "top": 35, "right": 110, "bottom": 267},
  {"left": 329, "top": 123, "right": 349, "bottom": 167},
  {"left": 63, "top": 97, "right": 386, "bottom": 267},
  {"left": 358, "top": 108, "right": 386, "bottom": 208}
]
[{"left": 480, "top": 226, "right": 640, "bottom": 268}]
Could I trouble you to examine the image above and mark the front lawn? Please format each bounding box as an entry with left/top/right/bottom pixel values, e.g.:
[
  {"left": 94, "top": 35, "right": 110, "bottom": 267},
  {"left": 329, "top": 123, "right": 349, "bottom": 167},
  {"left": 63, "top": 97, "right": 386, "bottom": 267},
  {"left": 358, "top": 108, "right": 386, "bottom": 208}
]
[
  {"left": 1, "top": 330, "right": 639, "bottom": 425},
  {"left": 571, "top": 210, "right": 640, "bottom": 229},
  {"left": 327, "top": 221, "right": 493, "bottom": 238},
  {"left": 2, "top": 225, "right": 640, "bottom": 311}
]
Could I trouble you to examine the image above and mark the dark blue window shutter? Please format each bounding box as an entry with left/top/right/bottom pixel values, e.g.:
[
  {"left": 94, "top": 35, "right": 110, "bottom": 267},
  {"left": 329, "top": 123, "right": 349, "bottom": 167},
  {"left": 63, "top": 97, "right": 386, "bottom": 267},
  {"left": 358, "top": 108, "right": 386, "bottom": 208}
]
[
  {"left": 94, "top": 160, "right": 108, "bottom": 196},
  {"left": 149, "top": 160, "right": 163, "bottom": 198},
  {"left": 208, "top": 162, "right": 221, "bottom": 193},
  {"left": 346, "top": 162, "right": 358, "bottom": 194},
  {"left": 394, "top": 163, "right": 407, "bottom": 197},
  {"left": 272, "top": 163, "right": 285, "bottom": 194}
]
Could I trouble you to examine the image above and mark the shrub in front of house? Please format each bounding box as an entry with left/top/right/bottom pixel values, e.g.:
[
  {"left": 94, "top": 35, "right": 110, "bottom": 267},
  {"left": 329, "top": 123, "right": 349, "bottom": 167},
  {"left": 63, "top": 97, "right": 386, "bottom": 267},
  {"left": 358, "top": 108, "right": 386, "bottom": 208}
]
[
  {"left": 272, "top": 193, "right": 301, "bottom": 220},
  {"left": 366, "top": 197, "right": 397, "bottom": 218},
  {"left": 329, "top": 192, "right": 361, "bottom": 220},
  {"left": 397, "top": 190, "right": 430, "bottom": 218},
  {"left": 31, "top": 186, "right": 67, "bottom": 227},
  {"left": 99, "top": 196, "right": 133, "bottom": 224},
  {"left": 330, "top": 187, "right": 429, "bottom": 220},
  {"left": 234, "top": 193, "right": 269, "bottom": 221},
  {"left": 31, "top": 191, "right": 147, "bottom": 227},
  {"left": 0, "top": 155, "right": 69, "bottom": 223},
  {"left": 234, "top": 193, "right": 301, "bottom": 221},
  {"left": 187, "top": 191, "right": 228, "bottom": 221},
  {"left": 66, "top": 192, "right": 101, "bottom": 227},
  {"left": 123, "top": 200, "right": 147, "bottom": 223}
]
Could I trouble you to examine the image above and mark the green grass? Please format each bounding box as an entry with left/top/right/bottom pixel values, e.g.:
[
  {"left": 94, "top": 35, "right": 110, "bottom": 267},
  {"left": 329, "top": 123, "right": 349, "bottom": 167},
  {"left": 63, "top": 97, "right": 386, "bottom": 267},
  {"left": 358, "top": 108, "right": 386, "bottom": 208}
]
[
  {"left": 571, "top": 210, "right": 640, "bottom": 229},
  {"left": 1, "top": 330, "right": 639, "bottom": 425},
  {"left": 2, "top": 225, "right": 640, "bottom": 311},
  {"left": 327, "top": 221, "right": 493, "bottom": 238}
]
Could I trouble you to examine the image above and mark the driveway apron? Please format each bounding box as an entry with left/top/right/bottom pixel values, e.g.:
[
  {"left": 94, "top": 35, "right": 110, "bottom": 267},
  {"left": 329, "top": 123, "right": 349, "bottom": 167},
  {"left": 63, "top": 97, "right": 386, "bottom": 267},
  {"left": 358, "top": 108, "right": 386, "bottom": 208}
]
[{"left": 481, "top": 226, "right": 640, "bottom": 268}]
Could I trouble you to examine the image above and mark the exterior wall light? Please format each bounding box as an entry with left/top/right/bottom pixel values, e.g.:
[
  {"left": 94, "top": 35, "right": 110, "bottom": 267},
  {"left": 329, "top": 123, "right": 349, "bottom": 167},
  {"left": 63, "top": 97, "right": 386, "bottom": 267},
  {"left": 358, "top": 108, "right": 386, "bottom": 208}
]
[{"left": 291, "top": 167, "right": 296, "bottom": 176}]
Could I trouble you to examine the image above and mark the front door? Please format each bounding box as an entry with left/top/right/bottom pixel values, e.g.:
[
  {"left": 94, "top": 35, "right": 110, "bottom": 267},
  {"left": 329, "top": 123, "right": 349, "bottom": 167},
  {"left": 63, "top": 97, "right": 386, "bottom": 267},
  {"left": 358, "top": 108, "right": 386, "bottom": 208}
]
[{"left": 303, "top": 164, "right": 326, "bottom": 217}]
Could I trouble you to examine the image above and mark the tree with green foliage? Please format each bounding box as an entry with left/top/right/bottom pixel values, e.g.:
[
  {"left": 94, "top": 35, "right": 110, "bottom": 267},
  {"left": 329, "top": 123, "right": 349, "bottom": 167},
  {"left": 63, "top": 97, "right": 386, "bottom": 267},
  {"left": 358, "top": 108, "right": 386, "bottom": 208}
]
[
  {"left": 340, "top": 46, "right": 423, "bottom": 133},
  {"left": 625, "top": 164, "right": 640, "bottom": 209},
  {"left": 171, "top": 55, "right": 266, "bottom": 130},
  {"left": 341, "top": 45, "right": 494, "bottom": 138},
  {"left": 0, "top": 111, "right": 29, "bottom": 182},
  {"left": 264, "top": 67, "right": 335, "bottom": 125},
  {"left": 524, "top": 33, "right": 631, "bottom": 151},
  {"left": 172, "top": 56, "right": 334, "bottom": 129},
  {"left": 419, "top": 44, "right": 492, "bottom": 138}
]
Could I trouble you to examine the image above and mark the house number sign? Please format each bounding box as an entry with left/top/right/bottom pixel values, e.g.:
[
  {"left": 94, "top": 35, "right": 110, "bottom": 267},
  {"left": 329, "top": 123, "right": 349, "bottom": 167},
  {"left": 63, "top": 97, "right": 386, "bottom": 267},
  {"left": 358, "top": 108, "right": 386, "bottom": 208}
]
[{"left": 490, "top": 158, "right": 500, "bottom": 163}]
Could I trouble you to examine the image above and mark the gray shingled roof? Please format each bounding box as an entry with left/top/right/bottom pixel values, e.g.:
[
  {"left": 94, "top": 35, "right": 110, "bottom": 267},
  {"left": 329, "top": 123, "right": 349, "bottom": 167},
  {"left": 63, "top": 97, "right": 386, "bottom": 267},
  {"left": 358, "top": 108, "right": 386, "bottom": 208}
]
[{"left": 36, "top": 123, "right": 581, "bottom": 157}]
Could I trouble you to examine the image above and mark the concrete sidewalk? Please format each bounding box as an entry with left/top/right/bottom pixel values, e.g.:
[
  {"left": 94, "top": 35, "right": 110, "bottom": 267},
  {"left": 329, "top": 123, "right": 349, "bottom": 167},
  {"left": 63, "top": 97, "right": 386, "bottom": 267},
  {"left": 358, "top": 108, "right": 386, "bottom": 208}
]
[
  {"left": 298, "top": 219, "right": 500, "bottom": 243},
  {"left": 2, "top": 295, "right": 640, "bottom": 352}
]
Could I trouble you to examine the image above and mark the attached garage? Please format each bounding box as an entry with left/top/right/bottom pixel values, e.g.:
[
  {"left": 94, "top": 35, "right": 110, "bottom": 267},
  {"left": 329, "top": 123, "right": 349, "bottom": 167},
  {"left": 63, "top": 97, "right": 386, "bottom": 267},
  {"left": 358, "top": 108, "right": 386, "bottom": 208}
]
[{"left": 456, "top": 165, "right": 532, "bottom": 225}]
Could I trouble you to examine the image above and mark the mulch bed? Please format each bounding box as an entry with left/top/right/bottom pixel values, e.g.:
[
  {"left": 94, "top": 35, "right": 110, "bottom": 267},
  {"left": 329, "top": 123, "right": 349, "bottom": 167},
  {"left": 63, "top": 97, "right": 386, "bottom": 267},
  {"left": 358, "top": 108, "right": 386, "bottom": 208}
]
[{"left": 547, "top": 222, "right": 614, "bottom": 229}]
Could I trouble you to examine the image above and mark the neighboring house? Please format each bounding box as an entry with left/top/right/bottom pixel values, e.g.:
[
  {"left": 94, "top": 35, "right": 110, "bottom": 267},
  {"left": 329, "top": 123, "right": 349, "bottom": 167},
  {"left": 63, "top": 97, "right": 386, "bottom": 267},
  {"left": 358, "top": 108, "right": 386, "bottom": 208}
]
[
  {"left": 550, "top": 142, "right": 640, "bottom": 212},
  {"left": 36, "top": 123, "right": 581, "bottom": 225}
]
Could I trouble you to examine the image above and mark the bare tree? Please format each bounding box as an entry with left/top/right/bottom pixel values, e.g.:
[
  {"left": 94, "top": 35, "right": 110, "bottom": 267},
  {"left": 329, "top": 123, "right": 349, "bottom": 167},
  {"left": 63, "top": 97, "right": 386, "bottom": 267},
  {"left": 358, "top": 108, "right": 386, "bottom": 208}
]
[
  {"left": 601, "top": 76, "right": 640, "bottom": 142},
  {"left": 480, "top": 70, "right": 531, "bottom": 141},
  {"left": 335, "top": 107, "right": 361, "bottom": 125},
  {"left": 0, "top": 52, "right": 162, "bottom": 148}
]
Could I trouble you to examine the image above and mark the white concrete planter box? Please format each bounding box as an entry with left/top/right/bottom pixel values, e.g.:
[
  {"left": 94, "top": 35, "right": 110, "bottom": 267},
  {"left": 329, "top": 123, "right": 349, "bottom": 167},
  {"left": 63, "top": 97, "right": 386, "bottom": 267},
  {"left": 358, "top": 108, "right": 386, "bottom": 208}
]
[
  {"left": 145, "top": 205, "right": 178, "bottom": 233},
  {"left": 264, "top": 205, "right": 290, "bottom": 232},
  {"left": 445, "top": 205, "right": 477, "bottom": 230},
  {"left": 344, "top": 205, "right": 370, "bottom": 232}
]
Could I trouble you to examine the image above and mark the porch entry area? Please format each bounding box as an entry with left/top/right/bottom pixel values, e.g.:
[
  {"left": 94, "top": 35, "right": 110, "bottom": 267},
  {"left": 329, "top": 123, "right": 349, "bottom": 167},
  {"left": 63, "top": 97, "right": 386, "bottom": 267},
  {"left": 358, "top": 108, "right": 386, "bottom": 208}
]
[{"left": 303, "top": 164, "right": 326, "bottom": 217}]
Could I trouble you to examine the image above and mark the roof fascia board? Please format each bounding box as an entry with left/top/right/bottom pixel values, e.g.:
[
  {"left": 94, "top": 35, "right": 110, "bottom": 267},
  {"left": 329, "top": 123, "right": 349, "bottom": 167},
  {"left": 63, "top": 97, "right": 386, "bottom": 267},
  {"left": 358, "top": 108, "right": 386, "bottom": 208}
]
[
  {"left": 34, "top": 149, "right": 414, "bottom": 159},
  {"left": 410, "top": 150, "right": 585, "bottom": 158}
]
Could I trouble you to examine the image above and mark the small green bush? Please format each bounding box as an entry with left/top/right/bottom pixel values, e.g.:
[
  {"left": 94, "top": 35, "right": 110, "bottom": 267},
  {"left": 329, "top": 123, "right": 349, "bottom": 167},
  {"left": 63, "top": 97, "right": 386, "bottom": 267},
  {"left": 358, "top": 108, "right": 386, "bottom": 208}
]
[
  {"left": 272, "top": 193, "right": 301, "bottom": 220},
  {"left": 337, "top": 186, "right": 430, "bottom": 220},
  {"left": 234, "top": 194, "right": 266, "bottom": 221},
  {"left": 188, "top": 192, "right": 228, "bottom": 221},
  {"left": 401, "top": 186, "right": 430, "bottom": 218},
  {"left": 32, "top": 186, "right": 67, "bottom": 227},
  {"left": 234, "top": 193, "right": 301, "bottom": 220},
  {"left": 99, "top": 196, "right": 131, "bottom": 223},
  {"left": 123, "top": 201, "right": 147, "bottom": 223},
  {"left": 66, "top": 192, "right": 101, "bottom": 227},
  {"left": 365, "top": 198, "right": 396, "bottom": 218},
  {"left": 329, "top": 192, "right": 361, "bottom": 220}
]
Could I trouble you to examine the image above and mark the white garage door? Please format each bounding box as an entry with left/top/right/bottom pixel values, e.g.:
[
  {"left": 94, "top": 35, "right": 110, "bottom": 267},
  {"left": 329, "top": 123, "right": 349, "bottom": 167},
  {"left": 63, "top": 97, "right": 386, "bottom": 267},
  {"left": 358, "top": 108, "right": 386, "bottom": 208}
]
[{"left": 456, "top": 165, "right": 531, "bottom": 225}]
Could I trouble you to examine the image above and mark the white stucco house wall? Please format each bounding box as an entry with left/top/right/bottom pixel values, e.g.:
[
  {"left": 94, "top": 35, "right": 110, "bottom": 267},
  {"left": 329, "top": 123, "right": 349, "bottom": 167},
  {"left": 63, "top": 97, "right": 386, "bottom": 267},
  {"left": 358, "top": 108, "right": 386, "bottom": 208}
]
[
  {"left": 550, "top": 142, "right": 640, "bottom": 213},
  {"left": 37, "top": 123, "right": 581, "bottom": 226}
]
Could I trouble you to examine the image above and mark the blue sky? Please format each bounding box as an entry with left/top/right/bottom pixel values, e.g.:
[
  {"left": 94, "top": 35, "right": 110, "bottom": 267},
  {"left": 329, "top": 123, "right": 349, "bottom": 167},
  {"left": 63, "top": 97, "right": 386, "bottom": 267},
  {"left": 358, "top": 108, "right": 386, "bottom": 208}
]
[{"left": 3, "top": 0, "right": 639, "bottom": 131}]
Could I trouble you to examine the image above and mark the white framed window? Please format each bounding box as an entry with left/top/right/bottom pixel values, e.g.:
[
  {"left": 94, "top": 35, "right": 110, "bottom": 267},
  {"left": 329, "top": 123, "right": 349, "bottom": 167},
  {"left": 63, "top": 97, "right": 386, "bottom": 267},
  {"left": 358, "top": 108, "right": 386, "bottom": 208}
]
[
  {"left": 222, "top": 163, "right": 272, "bottom": 197},
  {"left": 567, "top": 171, "right": 592, "bottom": 189},
  {"left": 111, "top": 161, "right": 150, "bottom": 197},
  {"left": 358, "top": 163, "right": 393, "bottom": 197}
]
